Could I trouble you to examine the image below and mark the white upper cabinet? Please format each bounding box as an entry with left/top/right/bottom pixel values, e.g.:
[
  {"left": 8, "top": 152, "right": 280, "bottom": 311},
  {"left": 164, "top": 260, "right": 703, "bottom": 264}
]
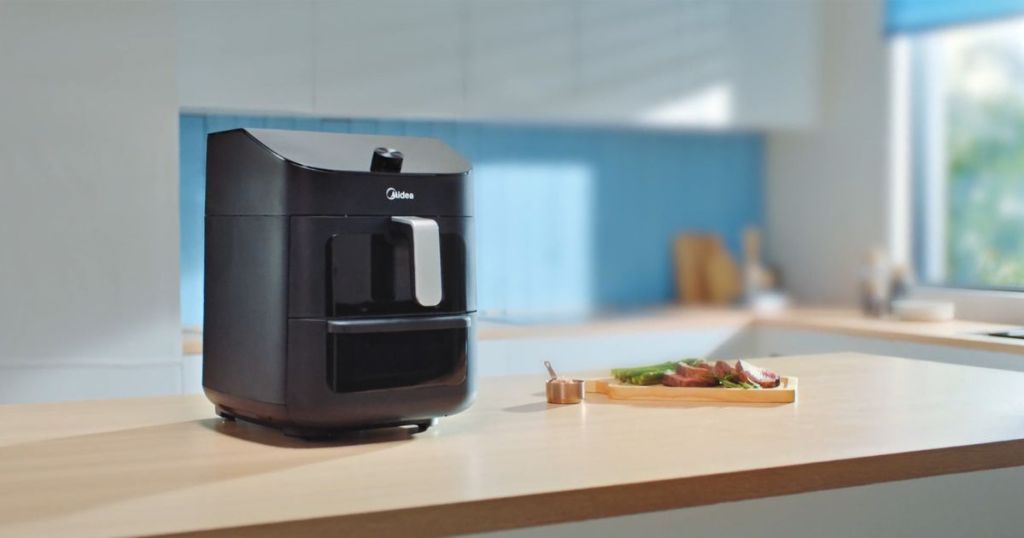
[
  {"left": 568, "top": 1, "right": 734, "bottom": 125},
  {"left": 312, "top": 0, "right": 465, "bottom": 119},
  {"left": 177, "top": 0, "right": 820, "bottom": 129},
  {"left": 564, "top": 0, "right": 820, "bottom": 128},
  {"left": 462, "top": 0, "right": 576, "bottom": 118},
  {"left": 176, "top": 1, "right": 315, "bottom": 114},
  {"left": 727, "top": 0, "right": 820, "bottom": 129}
]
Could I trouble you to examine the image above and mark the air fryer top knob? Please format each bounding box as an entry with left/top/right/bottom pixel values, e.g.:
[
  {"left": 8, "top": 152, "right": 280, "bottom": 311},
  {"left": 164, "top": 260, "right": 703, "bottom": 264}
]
[{"left": 371, "top": 147, "right": 404, "bottom": 173}]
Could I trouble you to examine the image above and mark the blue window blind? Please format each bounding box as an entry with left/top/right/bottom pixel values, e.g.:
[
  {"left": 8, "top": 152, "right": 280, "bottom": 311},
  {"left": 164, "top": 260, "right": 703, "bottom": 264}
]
[
  {"left": 180, "top": 115, "right": 763, "bottom": 326},
  {"left": 887, "top": 0, "right": 1024, "bottom": 34}
]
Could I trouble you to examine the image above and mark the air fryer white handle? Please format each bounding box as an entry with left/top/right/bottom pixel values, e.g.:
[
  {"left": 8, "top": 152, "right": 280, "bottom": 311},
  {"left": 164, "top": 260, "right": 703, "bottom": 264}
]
[{"left": 391, "top": 216, "right": 443, "bottom": 307}]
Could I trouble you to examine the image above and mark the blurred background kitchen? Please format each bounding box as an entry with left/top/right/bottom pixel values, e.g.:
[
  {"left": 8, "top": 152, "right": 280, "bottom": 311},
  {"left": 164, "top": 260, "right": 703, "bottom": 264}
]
[{"left": 2, "top": 0, "right": 1024, "bottom": 402}]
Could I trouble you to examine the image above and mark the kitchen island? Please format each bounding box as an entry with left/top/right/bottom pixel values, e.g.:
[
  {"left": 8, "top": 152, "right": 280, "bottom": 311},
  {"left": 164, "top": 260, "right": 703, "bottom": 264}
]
[{"left": 3, "top": 353, "right": 1024, "bottom": 537}]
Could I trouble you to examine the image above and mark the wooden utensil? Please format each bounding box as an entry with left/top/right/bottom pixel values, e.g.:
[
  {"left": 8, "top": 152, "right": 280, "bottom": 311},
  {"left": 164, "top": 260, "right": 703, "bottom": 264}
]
[
  {"left": 704, "top": 236, "right": 740, "bottom": 304},
  {"left": 674, "top": 234, "right": 708, "bottom": 303}
]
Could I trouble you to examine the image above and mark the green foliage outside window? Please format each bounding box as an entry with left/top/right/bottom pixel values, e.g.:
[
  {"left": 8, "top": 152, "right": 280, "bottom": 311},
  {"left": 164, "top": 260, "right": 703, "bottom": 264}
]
[{"left": 945, "top": 34, "right": 1024, "bottom": 288}]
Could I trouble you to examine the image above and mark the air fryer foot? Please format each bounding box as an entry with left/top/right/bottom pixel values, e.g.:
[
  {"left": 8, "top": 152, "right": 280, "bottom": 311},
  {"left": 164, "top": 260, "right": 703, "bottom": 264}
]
[
  {"left": 411, "top": 419, "right": 436, "bottom": 433},
  {"left": 215, "top": 406, "right": 236, "bottom": 421},
  {"left": 278, "top": 419, "right": 438, "bottom": 440},
  {"left": 282, "top": 428, "right": 335, "bottom": 441}
]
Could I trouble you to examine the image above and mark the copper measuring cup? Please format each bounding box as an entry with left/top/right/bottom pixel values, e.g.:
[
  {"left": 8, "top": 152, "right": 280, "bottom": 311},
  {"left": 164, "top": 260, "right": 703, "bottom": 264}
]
[{"left": 544, "top": 361, "right": 585, "bottom": 404}]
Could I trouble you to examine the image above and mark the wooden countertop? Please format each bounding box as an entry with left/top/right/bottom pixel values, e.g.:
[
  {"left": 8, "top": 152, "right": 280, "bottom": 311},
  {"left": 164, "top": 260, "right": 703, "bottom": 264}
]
[
  {"left": 476, "top": 307, "right": 753, "bottom": 340},
  {"left": 185, "top": 307, "right": 1024, "bottom": 356},
  {"left": 758, "top": 308, "right": 1024, "bottom": 354},
  {"left": 482, "top": 307, "right": 1024, "bottom": 355},
  {"left": 5, "top": 353, "right": 1024, "bottom": 537}
]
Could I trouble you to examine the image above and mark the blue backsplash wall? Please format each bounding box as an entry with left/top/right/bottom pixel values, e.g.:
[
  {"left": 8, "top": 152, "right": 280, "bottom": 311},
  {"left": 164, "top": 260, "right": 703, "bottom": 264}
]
[{"left": 180, "top": 114, "right": 763, "bottom": 326}]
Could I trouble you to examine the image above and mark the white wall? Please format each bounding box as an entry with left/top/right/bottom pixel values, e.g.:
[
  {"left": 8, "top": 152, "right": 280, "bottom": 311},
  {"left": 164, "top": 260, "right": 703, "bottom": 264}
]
[
  {"left": 176, "top": 0, "right": 316, "bottom": 114},
  {"left": 765, "top": 0, "right": 894, "bottom": 305},
  {"left": 0, "top": 1, "right": 182, "bottom": 403}
]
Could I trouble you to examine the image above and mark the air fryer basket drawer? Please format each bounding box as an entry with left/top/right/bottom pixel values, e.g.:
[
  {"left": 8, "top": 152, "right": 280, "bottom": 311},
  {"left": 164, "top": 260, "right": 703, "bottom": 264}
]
[{"left": 327, "top": 315, "right": 470, "bottom": 393}]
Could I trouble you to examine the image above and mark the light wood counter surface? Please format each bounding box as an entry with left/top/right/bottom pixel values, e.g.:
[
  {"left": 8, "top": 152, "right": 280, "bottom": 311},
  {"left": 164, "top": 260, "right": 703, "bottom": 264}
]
[
  {"left": 758, "top": 308, "right": 1024, "bottom": 354},
  {"left": 476, "top": 307, "right": 753, "bottom": 340},
  {"left": 474, "top": 307, "right": 1024, "bottom": 355},
  {"left": 183, "top": 307, "right": 1024, "bottom": 356},
  {"left": 4, "top": 353, "right": 1024, "bottom": 537}
]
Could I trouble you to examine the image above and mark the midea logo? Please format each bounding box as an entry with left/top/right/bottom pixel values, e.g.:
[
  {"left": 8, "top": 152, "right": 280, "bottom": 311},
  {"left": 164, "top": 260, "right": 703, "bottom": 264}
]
[{"left": 385, "top": 187, "right": 414, "bottom": 200}]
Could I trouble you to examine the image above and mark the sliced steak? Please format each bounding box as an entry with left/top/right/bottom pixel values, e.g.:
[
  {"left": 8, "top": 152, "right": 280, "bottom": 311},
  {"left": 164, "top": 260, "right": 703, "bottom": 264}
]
[
  {"left": 663, "top": 372, "right": 717, "bottom": 387},
  {"left": 676, "top": 364, "right": 714, "bottom": 381},
  {"left": 710, "top": 360, "right": 735, "bottom": 380},
  {"left": 735, "top": 360, "right": 781, "bottom": 388}
]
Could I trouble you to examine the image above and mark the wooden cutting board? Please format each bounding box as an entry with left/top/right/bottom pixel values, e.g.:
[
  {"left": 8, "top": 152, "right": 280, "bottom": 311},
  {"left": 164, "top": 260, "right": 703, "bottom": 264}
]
[
  {"left": 673, "top": 233, "right": 741, "bottom": 305},
  {"left": 585, "top": 376, "right": 797, "bottom": 404}
]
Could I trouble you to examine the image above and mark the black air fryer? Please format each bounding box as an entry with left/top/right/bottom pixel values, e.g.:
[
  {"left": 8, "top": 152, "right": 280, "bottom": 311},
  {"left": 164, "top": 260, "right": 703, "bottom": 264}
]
[{"left": 203, "top": 128, "right": 475, "bottom": 437}]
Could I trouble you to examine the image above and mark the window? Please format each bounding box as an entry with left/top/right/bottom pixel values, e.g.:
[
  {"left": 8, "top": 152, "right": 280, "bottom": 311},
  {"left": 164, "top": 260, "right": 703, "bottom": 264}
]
[{"left": 911, "top": 17, "right": 1024, "bottom": 290}]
